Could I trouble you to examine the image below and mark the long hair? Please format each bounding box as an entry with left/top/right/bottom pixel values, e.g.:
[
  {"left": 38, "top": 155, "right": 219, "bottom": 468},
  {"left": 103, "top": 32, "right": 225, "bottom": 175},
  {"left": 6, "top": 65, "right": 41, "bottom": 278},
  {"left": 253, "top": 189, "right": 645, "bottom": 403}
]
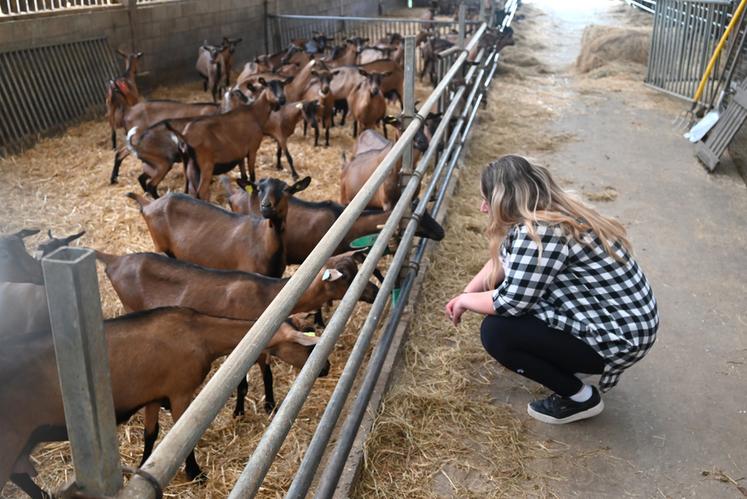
[{"left": 481, "top": 155, "right": 631, "bottom": 288}]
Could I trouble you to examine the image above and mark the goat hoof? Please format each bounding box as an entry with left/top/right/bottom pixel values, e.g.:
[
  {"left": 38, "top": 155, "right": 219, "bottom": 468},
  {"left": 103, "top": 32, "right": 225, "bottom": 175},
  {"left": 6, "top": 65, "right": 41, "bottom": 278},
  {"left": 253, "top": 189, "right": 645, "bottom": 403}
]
[
  {"left": 264, "top": 402, "right": 277, "bottom": 415},
  {"left": 110, "top": 178, "right": 118, "bottom": 185},
  {"left": 233, "top": 408, "right": 245, "bottom": 418}
]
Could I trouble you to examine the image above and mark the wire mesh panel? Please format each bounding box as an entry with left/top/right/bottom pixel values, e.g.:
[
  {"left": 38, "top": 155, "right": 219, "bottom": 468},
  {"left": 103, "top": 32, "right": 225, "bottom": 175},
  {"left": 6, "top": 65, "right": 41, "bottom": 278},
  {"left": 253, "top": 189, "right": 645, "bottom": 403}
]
[
  {"left": 0, "top": 0, "right": 118, "bottom": 16},
  {"left": 626, "top": 0, "right": 657, "bottom": 13},
  {"left": 0, "top": 37, "right": 119, "bottom": 155},
  {"left": 645, "top": 0, "right": 732, "bottom": 103}
]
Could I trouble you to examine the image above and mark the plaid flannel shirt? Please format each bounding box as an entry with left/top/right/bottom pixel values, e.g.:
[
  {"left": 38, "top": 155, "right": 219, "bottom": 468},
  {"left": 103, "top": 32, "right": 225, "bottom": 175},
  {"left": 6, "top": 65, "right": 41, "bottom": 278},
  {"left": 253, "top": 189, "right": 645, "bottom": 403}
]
[{"left": 492, "top": 223, "right": 659, "bottom": 391}]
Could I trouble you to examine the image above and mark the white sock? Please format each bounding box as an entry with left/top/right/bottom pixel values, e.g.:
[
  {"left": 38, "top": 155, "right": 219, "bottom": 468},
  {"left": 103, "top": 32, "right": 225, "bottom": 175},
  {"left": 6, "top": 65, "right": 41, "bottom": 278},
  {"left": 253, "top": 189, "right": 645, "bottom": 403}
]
[{"left": 569, "top": 384, "right": 593, "bottom": 403}]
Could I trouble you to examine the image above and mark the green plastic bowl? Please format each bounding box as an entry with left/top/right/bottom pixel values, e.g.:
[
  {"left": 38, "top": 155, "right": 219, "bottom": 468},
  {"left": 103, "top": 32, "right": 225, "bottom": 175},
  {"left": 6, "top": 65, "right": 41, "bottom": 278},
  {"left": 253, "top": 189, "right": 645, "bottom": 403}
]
[{"left": 349, "top": 233, "right": 379, "bottom": 250}]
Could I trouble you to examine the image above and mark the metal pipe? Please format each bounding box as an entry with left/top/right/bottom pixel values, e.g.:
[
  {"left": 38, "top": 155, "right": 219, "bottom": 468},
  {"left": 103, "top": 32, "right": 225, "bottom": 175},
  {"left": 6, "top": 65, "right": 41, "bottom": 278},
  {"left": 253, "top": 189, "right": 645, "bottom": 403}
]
[
  {"left": 283, "top": 83, "right": 468, "bottom": 499},
  {"left": 313, "top": 45, "right": 492, "bottom": 498}
]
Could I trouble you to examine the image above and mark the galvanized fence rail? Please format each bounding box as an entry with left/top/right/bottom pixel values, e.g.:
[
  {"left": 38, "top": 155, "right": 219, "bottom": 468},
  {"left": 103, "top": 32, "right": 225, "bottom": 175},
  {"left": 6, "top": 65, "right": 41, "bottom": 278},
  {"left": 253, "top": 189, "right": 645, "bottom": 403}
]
[
  {"left": 0, "top": 37, "right": 119, "bottom": 156},
  {"left": 114, "top": 12, "right": 515, "bottom": 499},
  {"left": 645, "top": 0, "right": 733, "bottom": 103}
]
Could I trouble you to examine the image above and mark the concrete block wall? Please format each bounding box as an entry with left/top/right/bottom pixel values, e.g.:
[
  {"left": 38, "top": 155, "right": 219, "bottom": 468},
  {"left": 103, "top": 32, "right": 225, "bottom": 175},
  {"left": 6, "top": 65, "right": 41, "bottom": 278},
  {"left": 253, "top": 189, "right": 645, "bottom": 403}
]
[{"left": 0, "top": 0, "right": 407, "bottom": 88}]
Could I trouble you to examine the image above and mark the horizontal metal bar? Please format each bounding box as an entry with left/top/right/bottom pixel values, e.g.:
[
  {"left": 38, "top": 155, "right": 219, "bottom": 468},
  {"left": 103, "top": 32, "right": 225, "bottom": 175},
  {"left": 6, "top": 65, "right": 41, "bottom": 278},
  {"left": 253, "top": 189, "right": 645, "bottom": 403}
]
[{"left": 268, "top": 13, "right": 481, "bottom": 25}]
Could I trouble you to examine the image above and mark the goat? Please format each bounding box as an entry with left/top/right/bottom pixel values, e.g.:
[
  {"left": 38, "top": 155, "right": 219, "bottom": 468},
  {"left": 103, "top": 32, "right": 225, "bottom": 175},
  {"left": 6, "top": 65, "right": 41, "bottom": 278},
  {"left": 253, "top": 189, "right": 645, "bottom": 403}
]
[
  {"left": 0, "top": 307, "right": 326, "bottom": 498},
  {"left": 196, "top": 42, "right": 229, "bottom": 102},
  {"left": 359, "top": 59, "right": 404, "bottom": 108},
  {"left": 419, "top": 35, "right": 454, "bottom": 85},
  {"left": 110, "top": 99, "right": 218, "bottom": 186},
  {"left": 222, "top": 177, "right": 445, "bottom": 264},
  {"left": 341, "top": 114, "right": 441, "bottom": 210},
  {"left": 34, "top": 230, "right": 86, "bottom": 258},
  {"left": 358, "top": 46, "right": 397, "bottom": 65},
  {"left": 349, "top": 69, "right": 392, "bottom": 138},
  {"left": 222, "top": 87, "right": 308, "bottom": 179},
  {"left": 301, "top": 64, "right": 336, "bottom": 147},
  {"left": 96, "top": 250, "right": 373, "bottom": 415},
  {"left": 106, "top": 50, "right": 143, "bottom": 149},
  {"left": 0, "top": 229, "right": 43, "bottom": 284},
  {"left": 324, "top": 39, "right": 360, "bottom": 68},
  {"left": 175, "top": 77, "right": 291, "bottom": 199},
  {"left": 128, "top": 176, "right": 310, "bottom": 277}
]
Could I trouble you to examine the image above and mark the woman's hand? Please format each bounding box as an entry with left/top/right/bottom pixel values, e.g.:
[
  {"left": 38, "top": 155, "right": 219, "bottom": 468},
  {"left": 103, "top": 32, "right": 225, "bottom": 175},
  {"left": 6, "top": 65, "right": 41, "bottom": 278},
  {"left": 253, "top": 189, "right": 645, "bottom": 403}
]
[
  {"left": 445, "top": 294, "right": 467, "bottom": 326},
  {"left": 445, "top": 291, "right": 497, "bottom": 327}
]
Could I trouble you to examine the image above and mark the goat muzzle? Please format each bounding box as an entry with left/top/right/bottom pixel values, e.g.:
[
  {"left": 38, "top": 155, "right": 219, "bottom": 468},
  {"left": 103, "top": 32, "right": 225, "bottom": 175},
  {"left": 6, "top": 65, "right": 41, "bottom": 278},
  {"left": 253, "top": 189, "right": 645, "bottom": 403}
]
[{"left": 362, "top": 281, "right": 379, "bottom": 304}]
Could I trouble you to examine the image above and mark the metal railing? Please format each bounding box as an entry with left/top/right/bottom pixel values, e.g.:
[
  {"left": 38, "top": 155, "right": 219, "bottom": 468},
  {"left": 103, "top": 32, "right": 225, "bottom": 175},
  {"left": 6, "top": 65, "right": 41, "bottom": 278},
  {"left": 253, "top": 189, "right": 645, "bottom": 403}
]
[
  {"left": 0, "top": 37, "right": 119, "bottom": 156},
  {"left": 113, "top": 10, "right": 514, "bottom": 499},
  {"left": 645, "top": 0, "right": 734, "bottom": 103},
  {"left": 626, "top": 0, "right": 657, "bottom": 14},
  {"left": 0, "top": 0, "right": 118, "bottom": 16}
]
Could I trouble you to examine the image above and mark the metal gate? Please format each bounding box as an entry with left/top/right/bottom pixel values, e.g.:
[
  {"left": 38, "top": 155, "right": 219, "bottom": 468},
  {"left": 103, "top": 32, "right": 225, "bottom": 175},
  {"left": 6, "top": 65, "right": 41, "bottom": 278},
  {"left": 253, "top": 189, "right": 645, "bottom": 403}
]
[
  {"left": 0, "top": 37, "right": 119, "bottom": 156},
  {"left": 645, "top": 0, "right": 733, "bottom": 103}
]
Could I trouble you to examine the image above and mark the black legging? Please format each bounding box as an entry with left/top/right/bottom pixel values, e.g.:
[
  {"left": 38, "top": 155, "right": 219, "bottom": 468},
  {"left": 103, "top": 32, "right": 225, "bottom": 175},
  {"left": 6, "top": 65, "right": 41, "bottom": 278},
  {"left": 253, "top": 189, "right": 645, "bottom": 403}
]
[{"left": 480, "top": 315, "right": 605, "bottom": 397}]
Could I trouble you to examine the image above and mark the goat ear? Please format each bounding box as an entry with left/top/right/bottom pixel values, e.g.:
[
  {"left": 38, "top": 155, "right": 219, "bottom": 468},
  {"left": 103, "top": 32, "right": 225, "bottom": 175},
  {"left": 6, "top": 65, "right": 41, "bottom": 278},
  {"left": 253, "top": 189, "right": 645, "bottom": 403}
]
[
  {"left": 116, "top": 49, "right": 127, "bottom": 58},
  {"left": 136, "top": 51, "right": 143, "bottom": 58},
  {"left": 65, "top": 230, "right": 86, "bottom": 244},
  {"left": 358, "top": 68, "right": 370, "bottom": 77},
  {"left": 282, "top": 76, "right": 294, "bottom": 86},
  {"left": 322, "top": 269, "right": 344, "bottom": 282},
  {"left": 47, "top": 229, "right": 54, "bottom": 239},
  {"left": 286, "top": 175, "right": 311, "bottom": 194},
  {"left": 362, "top": 38, "right": 370, "bottom": 43},
  {"left": 350, "top": 249, "right": 368, "bottom": 264},
  {"left": 257, "top": 77, "right": 268, "bottom": 87},
  {"left": 311, "top": 70, "right": 319, "bottom": 77},
  {"left": 13, "top": 228, "right": 40, "bottom": 240},
  {"left": 381, "top": 71, "right": 393, "bottom": 78},
  {"left": 294, "top": 331, "right": 320, "bottom": 346}
]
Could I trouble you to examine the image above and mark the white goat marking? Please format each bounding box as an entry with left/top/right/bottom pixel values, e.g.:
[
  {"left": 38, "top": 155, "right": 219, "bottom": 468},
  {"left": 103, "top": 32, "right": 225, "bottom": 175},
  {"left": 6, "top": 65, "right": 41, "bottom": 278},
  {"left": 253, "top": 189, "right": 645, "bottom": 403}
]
[{"left": 126, "top": 127, "right": 140, "bottom": 160}]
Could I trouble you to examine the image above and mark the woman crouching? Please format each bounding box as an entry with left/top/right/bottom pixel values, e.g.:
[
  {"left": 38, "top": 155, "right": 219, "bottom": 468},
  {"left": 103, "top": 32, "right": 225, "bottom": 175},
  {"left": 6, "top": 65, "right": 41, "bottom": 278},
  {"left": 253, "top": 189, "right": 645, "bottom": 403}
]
[{"left": 445, "top": 155, "right": 658, "bottom": 424}]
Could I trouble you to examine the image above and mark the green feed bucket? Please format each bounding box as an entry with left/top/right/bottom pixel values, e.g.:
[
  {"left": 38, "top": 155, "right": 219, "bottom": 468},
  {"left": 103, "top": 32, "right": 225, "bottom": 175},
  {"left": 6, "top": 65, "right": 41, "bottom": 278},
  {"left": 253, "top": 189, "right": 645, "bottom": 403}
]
[{"left": 349, "top": 233, "right": 379, "bottom": 250}]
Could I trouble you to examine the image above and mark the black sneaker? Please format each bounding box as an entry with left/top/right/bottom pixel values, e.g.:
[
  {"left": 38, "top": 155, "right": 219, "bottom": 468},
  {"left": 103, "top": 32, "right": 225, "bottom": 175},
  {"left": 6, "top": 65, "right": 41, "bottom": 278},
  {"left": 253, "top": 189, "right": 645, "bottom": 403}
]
[{"left": 527, "top": 386, "right": 604, "bottom": 424}]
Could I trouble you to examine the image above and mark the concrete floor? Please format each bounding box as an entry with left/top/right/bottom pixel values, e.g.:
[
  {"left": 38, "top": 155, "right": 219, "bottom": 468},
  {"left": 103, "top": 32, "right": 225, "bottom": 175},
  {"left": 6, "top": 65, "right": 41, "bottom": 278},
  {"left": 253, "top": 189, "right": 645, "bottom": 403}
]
[{"left": 490, "top": 1, "right": 747, "bottom": 497}]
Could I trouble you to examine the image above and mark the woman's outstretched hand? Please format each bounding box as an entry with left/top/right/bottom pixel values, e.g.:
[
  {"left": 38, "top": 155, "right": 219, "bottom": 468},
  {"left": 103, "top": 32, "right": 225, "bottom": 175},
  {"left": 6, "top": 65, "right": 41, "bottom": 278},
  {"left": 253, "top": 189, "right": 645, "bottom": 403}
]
[
  {"left": 445, "top": 291, "right": 497, "bottom": 326},
  {"left": 445, "top": 294, "right": 467, "bottom": 326}
]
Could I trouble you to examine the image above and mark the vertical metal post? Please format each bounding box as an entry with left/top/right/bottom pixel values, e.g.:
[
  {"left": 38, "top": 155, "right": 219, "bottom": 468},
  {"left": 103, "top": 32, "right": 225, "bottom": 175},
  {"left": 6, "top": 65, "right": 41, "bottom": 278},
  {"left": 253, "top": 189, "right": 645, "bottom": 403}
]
[
  {"left": 401, "top": 36, "right": 417, "bottom": 190},
  {"left": 41, "top": 247, "right": 122, "bottom": 497},
  {"left": 458, "top": 3, "right": 466, "bottom": 49},
  {"left": 479, "top": 0, "right": 486, "bottom": 24},
  {"left": 263, "top": 0, "right": 269, "bottom": 55}
]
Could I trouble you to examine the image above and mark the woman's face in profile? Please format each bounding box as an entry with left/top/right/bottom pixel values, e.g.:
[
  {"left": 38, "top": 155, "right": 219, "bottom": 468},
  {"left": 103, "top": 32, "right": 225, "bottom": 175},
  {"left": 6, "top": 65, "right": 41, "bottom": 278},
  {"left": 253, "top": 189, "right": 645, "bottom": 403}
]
[{"left": 480, "top": 189, "right": 490, "bottom": 214}]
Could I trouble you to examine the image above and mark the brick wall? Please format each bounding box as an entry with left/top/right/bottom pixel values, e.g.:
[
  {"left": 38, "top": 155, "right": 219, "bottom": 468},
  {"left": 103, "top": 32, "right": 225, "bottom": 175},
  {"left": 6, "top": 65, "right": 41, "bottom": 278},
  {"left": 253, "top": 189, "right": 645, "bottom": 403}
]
[{"left": 0, "top": 0, "right": 406, "bottom": 88}]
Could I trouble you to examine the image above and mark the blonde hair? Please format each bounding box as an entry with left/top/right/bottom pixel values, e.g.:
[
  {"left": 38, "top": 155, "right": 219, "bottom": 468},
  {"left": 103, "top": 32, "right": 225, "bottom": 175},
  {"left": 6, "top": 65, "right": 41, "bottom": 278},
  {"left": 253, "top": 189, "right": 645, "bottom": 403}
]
[{"left": 481, "top": 155, "right": 631, "bottom": 288}]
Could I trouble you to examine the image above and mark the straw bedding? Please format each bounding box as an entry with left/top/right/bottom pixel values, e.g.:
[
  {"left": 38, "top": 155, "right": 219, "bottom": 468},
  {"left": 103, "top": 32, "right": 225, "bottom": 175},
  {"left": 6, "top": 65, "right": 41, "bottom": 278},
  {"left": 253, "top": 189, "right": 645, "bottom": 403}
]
[{"left": 0, "top": 71, "right": 428, "bottom": 497}]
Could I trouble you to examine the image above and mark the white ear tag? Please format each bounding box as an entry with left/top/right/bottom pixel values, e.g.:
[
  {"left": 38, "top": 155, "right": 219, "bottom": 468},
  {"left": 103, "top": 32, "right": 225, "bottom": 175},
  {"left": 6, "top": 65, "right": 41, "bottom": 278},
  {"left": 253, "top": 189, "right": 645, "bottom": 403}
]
[
  {"left": 322, "top": 269, "right": 332, "bottom": 281},
  {"left": 322, "top": 269, "right": 343, "bottom": 281}
]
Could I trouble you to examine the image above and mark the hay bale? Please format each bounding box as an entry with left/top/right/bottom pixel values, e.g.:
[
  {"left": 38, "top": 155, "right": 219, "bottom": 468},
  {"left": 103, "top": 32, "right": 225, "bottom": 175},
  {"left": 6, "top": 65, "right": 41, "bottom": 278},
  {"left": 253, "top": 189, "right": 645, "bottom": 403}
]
[{"left": 576, "top": 25, "right": 650, "bottom": 74}]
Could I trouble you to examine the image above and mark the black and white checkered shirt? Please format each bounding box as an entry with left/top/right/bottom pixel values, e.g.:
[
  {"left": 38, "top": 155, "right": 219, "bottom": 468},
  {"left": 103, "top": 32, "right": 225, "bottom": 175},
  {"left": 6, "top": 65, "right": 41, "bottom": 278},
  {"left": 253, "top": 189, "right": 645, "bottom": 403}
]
[{"left": 492, "top": 223, "right": 659, "bottom": 391}]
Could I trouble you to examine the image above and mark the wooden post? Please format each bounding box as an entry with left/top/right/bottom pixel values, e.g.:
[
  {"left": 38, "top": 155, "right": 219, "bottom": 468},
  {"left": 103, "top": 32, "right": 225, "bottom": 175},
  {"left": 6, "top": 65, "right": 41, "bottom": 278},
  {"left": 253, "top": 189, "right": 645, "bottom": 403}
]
[
  {"left": 458, "top": 3, "right": 466, "bottom": 49},
  {"left": 42, "top": 247, "right": 122, "bottom": 497}
]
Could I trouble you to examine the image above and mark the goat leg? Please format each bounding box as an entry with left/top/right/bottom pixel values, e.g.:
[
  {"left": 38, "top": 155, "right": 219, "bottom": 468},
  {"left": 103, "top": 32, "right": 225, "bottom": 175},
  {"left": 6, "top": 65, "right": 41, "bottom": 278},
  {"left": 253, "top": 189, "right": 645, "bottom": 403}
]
[
  {"left": 111, "top": 128, "right": 117, "bottom": 150},
  {"left": 314, "top": 308, "right": 326, "bottom": 328},
  {"left": 382, "top": 121, "right": 388, "bottom": 140},
  {"left": 137, "top": 173, "right": 150, "bottom": 194},
  {"left": 314, "top": 122, "right": 320, "bottom": 147},
  {"left": 353, "top": 120, "right": 358, "bottom": 138},
  {"left": 110, "top": 147, "right": 130, "bottom": 184},
  {"left": 169, "top": 395, "right": 207, "bottom": 482},
  {"left": 10, "top": 473, "right": 49, "bottom": 499},
  {"left": 325, "top": 120, "right": 330, "bottom": 147},
  {"left": 303, "top": 119, "right": 308, "bottom": 137},
  {"left": 140, "top": 402, "right": 161, "bottom": 466},
  {"left": 275, "top": 143, "right": 283, "bottom": 171},
  {"left": 261, "top": 362, "right": 276, "bottom": 414},
  {"left": 234, "top": 377, "right": 248, "bottom": 417},
  {"left": 284, "top": 148, "right": 299, "bottom": 180}
]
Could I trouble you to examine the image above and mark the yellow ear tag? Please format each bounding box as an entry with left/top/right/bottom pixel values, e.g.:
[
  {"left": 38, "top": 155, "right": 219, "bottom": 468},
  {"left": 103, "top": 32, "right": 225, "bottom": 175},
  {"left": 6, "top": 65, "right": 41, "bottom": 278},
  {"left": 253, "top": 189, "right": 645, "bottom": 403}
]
[
  {"left": 245, "top": 184, "right": 253, "bottom": 193},
  {"left": 303, "top": 332, "right": 317, "bottom": 337}
]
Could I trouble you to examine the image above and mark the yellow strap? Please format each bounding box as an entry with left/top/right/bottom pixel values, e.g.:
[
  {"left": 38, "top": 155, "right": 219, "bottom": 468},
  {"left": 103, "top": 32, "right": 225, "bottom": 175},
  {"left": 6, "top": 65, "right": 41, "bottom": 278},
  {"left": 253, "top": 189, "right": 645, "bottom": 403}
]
[{"left": 693, "top": 0, "right": 747, "bottom": 103}]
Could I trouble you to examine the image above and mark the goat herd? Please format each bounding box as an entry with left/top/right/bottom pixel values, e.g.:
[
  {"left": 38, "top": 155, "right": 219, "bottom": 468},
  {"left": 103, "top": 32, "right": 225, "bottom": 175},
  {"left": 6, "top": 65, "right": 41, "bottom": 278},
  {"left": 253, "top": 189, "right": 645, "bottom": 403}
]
[{"left": 1, "top": 16, "right": 515, "bottom": 499}]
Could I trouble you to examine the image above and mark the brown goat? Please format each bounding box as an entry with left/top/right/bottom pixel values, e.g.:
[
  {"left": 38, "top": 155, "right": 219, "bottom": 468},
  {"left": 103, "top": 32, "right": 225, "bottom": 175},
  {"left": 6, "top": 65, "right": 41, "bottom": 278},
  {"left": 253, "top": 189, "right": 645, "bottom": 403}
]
[
  {"left": 301, "top": 64, "right": 336, "bottom": 147},
  {"left": 0, "top": 229, "right": 44, "bottom": 284},
  {"left": 128, "top": 176, "right": 310, "bottom": 277},
  {"left": 340, "top": 114, "right": 441, "bottom": 210},
  {"left": 0, "top": 307, "right": 324, "bottom": 498},
  {"left": 105, "top": 50, "right": 143, "bottom": 149},
  {"left": 96, "top": 250, "right": 374, "bottom": 414},
  {"left": 111, "top": 99, "right": 219, "bottom": 187},
  {"left": 222, "top": 177, "right": 445, "bottom": 264},
  {"left": 196, "top": 42, "right": 229, "bottom": 102},
  {"left": 359, "top": 59, "right": 404, "bottom": 107},
  {"left": 349, "top": 69, "right": 391, "bottom": 138},
  {"left": 176, "top": 77, "right": 291, "bottom": 199}
]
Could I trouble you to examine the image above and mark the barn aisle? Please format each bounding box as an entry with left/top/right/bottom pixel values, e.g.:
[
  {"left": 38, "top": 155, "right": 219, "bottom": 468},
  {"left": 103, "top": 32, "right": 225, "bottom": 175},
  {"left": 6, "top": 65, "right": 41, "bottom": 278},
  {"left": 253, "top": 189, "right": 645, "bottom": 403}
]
[{"left": 357, "top": 1, "right": 747, "bottom": 497}]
